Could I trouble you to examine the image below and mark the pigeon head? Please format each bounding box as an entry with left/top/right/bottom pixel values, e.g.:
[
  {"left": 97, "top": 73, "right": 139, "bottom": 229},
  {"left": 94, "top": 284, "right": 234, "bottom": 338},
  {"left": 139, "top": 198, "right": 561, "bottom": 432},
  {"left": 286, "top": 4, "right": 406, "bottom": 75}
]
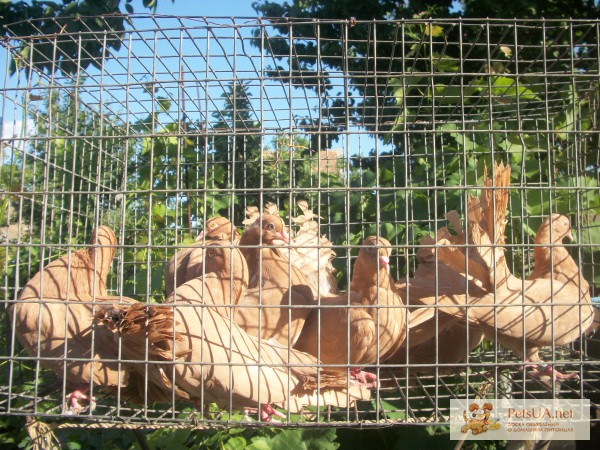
[
  {"left": 538, "top": 214, "right": 573, "bottom": 243},
  {"left": 197, "top": 216, "right": 238, "bottom": 242},
  {"left": 360, "top": 236, "right": 392, "bottom": 272}
]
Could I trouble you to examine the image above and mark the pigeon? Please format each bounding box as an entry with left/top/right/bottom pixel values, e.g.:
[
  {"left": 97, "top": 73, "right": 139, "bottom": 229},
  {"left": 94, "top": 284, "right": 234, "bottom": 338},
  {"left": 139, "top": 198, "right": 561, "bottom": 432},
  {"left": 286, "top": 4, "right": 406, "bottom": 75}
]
[
  {"left": 12, "top": 226, "right": 137, "bottom": 412},
  {"left": 411, "top": 162, "right": 595, "bottom": 380},
  {"left": 164, "top": 216, "right": 240, "bottom": 296},
  {"left": 97, "top": 243, "right": 370, "bottom": 421},
  {"left": 294, "top": 236, "right": 407, "bottom": 387},
  {"left": 236, "top": 214, "right": 315, "bottom": 346}
]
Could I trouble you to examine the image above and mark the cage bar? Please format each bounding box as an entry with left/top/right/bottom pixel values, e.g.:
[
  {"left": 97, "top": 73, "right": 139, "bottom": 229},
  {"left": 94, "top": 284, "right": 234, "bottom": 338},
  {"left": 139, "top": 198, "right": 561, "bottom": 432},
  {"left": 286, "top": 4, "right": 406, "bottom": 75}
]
[{"left": 0, "top": 16, "right": 599, "bottom": 428}]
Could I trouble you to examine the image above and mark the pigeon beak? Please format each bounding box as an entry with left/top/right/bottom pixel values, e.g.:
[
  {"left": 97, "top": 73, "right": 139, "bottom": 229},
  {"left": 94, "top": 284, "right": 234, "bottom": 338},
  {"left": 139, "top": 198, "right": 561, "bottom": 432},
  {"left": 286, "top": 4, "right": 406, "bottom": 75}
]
[
  {"left": 195, "top": 231, "right": 205, "bottom": 242},
  {"left": 379, "top": 255, "right": 390, "bottom": 273},
  {"left": 279, "top": 228, "right": 290, "bottom": 244},
  {"left": 566, "top": 231, "right": 574, "bottom": 242}
]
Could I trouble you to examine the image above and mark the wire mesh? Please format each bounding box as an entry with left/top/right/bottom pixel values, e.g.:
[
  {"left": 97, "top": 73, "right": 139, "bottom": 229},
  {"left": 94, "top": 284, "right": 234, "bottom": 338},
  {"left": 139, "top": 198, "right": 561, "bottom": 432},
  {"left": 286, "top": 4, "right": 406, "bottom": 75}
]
[{"left": 1, "top": 16, "right": 599, "bottom": 428}]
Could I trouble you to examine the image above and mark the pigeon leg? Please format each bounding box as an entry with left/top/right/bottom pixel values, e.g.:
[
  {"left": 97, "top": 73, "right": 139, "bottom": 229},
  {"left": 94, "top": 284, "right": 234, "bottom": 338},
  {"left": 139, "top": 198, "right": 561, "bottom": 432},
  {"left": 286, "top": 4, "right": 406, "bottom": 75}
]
[
  {"left": 64, "top": 386, "right": 96, "bottom": 414},
  {"left": 349, "top": 368, "right": 379, "bottom": 389},
  {"left": 528, "top": 364, "right": 580, "bottom": 381},
  {"left": 243, "top": 404, "right": 287, "bottom": 422}
]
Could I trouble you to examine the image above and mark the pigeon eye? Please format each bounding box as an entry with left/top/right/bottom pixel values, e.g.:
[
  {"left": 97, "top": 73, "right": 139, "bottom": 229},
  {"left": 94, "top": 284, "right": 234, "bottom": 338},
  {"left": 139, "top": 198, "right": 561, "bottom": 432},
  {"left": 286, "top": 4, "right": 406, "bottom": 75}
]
[
  {"left": 207, "top": 249, "right": 215, "bottom": 258},
  {"left": 266, "top": 222, "right": 276, "bottom": 230}
]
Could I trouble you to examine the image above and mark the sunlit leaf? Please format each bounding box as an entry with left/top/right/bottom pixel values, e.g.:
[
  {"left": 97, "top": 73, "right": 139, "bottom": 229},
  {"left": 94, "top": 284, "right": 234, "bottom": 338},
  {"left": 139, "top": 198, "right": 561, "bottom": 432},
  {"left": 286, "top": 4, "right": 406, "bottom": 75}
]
[
  {"left": 157, "top": 96, "right": 172, "bottom": 113},
  {"left": 425, "top": 23, "right": 444, "bottom": 37},
  {"left": 499, "top": 45, "right": 513, "bottom": 58}
]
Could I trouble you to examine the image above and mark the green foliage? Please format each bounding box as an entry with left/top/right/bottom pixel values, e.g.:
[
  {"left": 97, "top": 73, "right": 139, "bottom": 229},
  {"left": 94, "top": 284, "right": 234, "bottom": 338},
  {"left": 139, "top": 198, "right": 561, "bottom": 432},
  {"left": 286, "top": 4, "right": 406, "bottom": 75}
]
[
  {"left": 239, "top": 9, "right": 599, "bottom": 448},
  {"left": 334, "top": 424, "right": 456, "bottom": 450},
  {"left": 243, "top": 428, "right": 339, "bottom": 450},
  {"left": 1, "top": 0, "right": 171, "bottom": 75},
  {"left": 2, "top": 3, "right": 600, "bottom": 449},
  {"left": 146, "top": 428, "right": 192, "bottom": 450},
  {"left": 0, "top": 416, "right": 29, "bottom": 449},
  {"left": 461, "top": 0, "right": 599, "bottom": 19}
]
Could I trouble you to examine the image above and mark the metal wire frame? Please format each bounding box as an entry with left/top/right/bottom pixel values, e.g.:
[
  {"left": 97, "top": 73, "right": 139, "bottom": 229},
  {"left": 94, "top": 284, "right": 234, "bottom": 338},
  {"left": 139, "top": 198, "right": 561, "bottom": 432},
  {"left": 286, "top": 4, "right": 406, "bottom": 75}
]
[{"left": 0, "top": 16, "right": 599, "bottom": 428}]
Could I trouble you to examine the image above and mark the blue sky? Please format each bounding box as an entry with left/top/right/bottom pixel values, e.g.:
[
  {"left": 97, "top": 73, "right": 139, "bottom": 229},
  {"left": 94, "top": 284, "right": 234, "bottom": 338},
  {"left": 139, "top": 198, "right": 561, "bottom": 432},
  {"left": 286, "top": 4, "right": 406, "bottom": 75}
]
[
  {"left": 0, "top": 0, "right": 380, "bottom": 158},
  {"left": 0, "top": 0, "right": 267, "bottom": 110},
  {"left": 156, "top": 0, "right": 260, "bottom": 16}
]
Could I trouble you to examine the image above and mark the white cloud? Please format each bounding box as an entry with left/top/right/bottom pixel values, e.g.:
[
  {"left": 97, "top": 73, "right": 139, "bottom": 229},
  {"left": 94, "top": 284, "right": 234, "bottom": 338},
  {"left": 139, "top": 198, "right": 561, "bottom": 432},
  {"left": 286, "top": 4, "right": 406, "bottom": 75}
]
[{"left": 1, "top": 119, "right": 35, "bottom": 139}]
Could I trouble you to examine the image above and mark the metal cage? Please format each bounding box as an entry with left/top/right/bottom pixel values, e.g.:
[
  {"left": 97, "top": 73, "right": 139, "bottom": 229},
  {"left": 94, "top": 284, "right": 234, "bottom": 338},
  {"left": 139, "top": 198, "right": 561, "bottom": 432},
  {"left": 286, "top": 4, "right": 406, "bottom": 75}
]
[{"left": 1, "top": 16, "right": 599, "bottom": 429}]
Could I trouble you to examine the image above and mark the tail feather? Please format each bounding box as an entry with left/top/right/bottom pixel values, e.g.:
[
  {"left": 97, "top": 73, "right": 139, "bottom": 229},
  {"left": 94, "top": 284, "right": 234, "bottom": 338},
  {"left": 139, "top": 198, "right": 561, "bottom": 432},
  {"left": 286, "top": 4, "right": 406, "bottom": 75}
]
[
  {"left": 414, "top": 234, "right": 490, "bottom": 293},
  {"left": 95, "top": 303, "right": 191, "bottom": 402},
  {"left": 466, "top": 162, "right": 513, "bottom": 287},
  {"left": 301, "top": 369, "right": 371, "bottom": 401},
  {"left": 480, "top": 161, "right": 511, "bottom": 245},
  {"left": 96, "top": 303, "right": 191, "bottom": 359},
  {"left": 290, "top": 201, "right": 339, "bottom": 296},
  {"left": 96, "top": 302, "right": 371, "bottom": 407}
]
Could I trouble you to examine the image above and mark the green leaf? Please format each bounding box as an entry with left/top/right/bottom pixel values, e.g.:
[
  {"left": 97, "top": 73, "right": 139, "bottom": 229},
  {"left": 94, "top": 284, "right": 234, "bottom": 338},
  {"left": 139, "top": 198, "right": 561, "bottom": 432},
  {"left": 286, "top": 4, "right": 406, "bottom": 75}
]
[
  {"left": 434, "top": 55, "right": 459, "bottom": 73},
  {"left": 143, "top": 0, "right": 157, "bottom": 10},
  {"left": 381, "top": 222, "right": 399, "bottom": 241},
  {"left": 578, "top": 213, "right": 600, "bottom": 291},
  {"left": 146, "top": 428, "right": 191, "bottom": 450},
  {"left": 10, "top": 45, "right": 30, "bottom": 75},
  {"left": 223, "top": 436, "right": 247, "bottom": 450},
  {"left": 499, "top": 45, "right": 513, "bottom": 58},
  {"left": 377, "top": 398, "right": 407, "bottom": 420},
  {"left": 248, "top": 438, "right": 272, "bottom": 450},
  {"left": 150, "top": 264, "right": 165, "bottom": 293},
  {"left": 249, "top": 430, "right": 306, "bottom": 450},
  {"left": 181, "top": 234, "right": 196, "bottom": 245},
  {"left": 157, "top": 97, "right": 172, "bottom": 113},
  {"left": 301, "top": 428, "right": 339, "bottom": 450},
  {"left": 504, "top": 140, "right": 525, "bottom": 164},
  {"left": 389, "top": 76, "right": 423, "bottom": 107},
  {"left": 63, "top": 2, "right": 78, "bottom": 14},
  {"left": 65, "top": 442, "right": 82, "bottom": 450},
  {"left": 182, "top": 146, "right": 197, "bottom": 159},
  {"left": 132, "top": 112, "right": 159, "bottom": 132},
  {"left": 379, "top": 168, "right": 394, "bottom": 184},
  {"left": 425, "top": 23, "right": 444, "bottom": 37},
  {"left": 438, "top": 123, "right": 480, "bottom": 153},
  {"left": 490, "top": 76, "right": 540, "bottom": 102},
  {"left": 152, "top": 203, "right": 167, "bottom": 224},
  {"left": 431, "top": 84, "right": 462, "bottom": 105}
]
